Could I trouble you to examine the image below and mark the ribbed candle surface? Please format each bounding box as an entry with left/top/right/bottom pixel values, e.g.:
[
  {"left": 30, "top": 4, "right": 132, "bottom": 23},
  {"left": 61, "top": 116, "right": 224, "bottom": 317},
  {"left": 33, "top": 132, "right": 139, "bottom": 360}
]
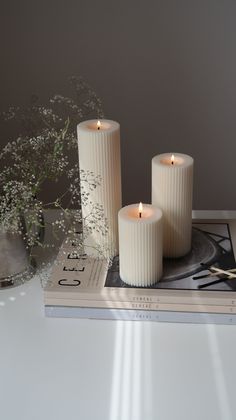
[
  {"left": 77, "top": 120, "right": 122, "bottom": 257},
  {"left": 152, "top": 153, "right": 194, "bottom": 258},
  {"left": 118, "top": 204, "right": 163, "bottom": 287}
]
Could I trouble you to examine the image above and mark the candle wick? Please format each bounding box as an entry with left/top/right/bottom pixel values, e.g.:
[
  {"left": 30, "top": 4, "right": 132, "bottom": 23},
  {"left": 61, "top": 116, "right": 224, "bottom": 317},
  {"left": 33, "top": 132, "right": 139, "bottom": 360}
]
[
  {"left": 171, "top": 161, "right": 174, "bottom": 165},
  {"left": 97, "top": 126, "right": 100, "bottom": 130},
  {"left": 139, "top": 212, "right": 142, "bottom": 218}
]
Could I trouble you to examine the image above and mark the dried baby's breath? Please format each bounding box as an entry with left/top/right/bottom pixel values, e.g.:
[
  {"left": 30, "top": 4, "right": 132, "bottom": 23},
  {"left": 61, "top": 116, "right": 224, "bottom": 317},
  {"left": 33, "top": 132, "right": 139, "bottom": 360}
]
[{"left": 0, "top": 76, "right": 107, "bottom": 261}]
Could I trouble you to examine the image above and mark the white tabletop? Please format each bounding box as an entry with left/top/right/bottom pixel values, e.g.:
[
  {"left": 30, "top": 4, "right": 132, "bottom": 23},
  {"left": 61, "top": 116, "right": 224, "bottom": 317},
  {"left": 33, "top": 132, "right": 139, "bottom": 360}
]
[{"left": 1, "top": 211, "right": 236, "bottom": 420}]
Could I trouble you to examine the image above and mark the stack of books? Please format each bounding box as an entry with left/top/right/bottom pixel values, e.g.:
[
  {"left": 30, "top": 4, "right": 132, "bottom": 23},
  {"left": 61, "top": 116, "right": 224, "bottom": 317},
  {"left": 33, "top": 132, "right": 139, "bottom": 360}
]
[{"left": 44, "top": 218, "right": 236, "bottom": 324}]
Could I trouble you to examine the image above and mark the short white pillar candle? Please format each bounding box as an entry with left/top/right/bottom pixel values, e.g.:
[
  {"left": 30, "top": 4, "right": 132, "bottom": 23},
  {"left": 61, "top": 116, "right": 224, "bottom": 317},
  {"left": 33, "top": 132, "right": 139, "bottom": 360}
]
[
  {"left": 118, "top": 203, "right": 163, "bottom": 287},
  {"left": 77, "top": 119, "right": 122, "bottom": 258},
  {"left": 152, "top": 153, "right": 194, "bottom": 258}
]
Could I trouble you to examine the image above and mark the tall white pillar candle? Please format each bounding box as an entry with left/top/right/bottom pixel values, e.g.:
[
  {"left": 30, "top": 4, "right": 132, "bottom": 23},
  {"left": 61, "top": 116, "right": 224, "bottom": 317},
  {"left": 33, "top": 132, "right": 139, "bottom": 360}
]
[
  {"left": 152, "top": 153, "right": 194, "bottom": 258},
  {"left": 77, "top": 119, "right": 122, "bottom": 257},
  {"left": 118, "top": 203, "right": 163, "bottom": 287}
]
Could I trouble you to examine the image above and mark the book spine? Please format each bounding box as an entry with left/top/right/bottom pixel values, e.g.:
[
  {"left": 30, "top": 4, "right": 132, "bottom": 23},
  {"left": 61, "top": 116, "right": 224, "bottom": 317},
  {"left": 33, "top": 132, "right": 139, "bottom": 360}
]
[
  {"left": 44, "top": 297, "right": 236, "bottom": 314},
  {"left": 44, "top": 290, "right": 236, "bottom": 307},
  {"left": 45, "top": 306, "right": 236, "bottom": 325}
]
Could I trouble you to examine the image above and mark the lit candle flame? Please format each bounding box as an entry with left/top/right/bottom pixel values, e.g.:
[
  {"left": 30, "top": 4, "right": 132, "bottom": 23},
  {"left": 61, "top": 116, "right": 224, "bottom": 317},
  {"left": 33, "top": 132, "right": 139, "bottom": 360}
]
[
  {"left": 171, "top": 154, "right": 175, "bottom": 165},
  {"left": 97, "top": 120, "right": 101, "bottom": 130},
  {"left": 139, "top": 202, "right": 143, "bottom": 218}
]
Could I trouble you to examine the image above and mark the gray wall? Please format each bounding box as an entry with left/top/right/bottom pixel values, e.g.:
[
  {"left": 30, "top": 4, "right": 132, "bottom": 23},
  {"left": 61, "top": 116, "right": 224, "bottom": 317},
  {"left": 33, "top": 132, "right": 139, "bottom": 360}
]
[{"left": 1, "top": 0, "right": 236, "bottom": 209}]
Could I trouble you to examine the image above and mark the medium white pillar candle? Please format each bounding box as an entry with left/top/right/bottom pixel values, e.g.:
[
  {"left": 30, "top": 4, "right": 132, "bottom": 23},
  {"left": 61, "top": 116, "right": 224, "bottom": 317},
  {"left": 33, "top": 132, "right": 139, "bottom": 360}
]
[
  {"left": 152, "top": 153, "right": 194, "bottom": 258},
  {"left": 118, "top": 203, "right": 163, "bottom": 287},
  {"left": 77, "top": 119, "right": 122, "bottom": 257}
]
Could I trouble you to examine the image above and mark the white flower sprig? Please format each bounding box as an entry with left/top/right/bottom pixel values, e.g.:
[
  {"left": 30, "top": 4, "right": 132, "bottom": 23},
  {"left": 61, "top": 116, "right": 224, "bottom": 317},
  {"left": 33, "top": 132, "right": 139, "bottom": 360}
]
[{"left": 0, "top": 76, "right": 106, "bottom": 256}]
